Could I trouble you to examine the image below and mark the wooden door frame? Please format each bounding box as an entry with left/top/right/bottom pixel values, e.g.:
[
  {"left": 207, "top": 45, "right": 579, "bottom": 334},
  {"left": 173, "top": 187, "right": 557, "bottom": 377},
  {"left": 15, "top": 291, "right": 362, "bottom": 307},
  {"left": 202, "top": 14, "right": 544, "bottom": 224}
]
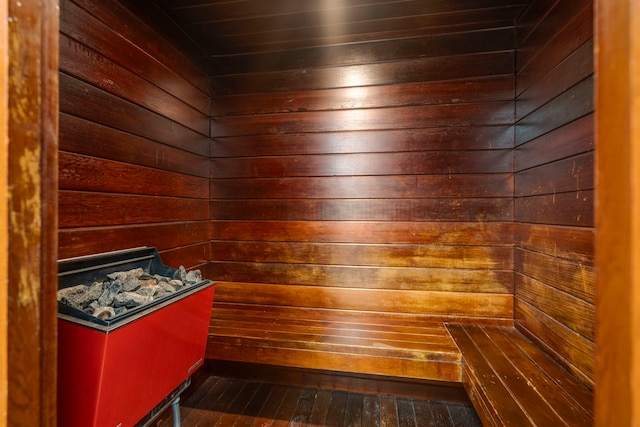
[
  {"left": 594, "top": 0, "right": 640, "bottom": 425},
  {"left": 2, "top": 0, "right": 59, "bottom": 425},
  {"left": 0, "top": 0, "right": 637, "bottom": 425},
  {"left": 0, "top": 0, "right": 8, "bottom": 423}
]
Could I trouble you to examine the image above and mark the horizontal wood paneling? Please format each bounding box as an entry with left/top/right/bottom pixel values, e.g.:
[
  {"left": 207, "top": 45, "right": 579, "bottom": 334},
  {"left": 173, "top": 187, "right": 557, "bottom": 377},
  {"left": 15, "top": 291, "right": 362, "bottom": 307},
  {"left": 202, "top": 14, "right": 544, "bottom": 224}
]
[
  {"left": 59, "top": 113, "right": 209, "bottom": 178},
  {"left": 59, "top": 33, "right": 208, "bottom": 135},
  {"left": 163, "top": 0, "right": 525, "bottom": 57},
  {"left": 207, "top": 18, "right": 517, "bottom": 343},
  {"left": 212, "top": 174, "right": 513, "bottom": 199},
  {"left": 212, "top": 127, "right": 514, "bottom": 158},
  {"left": 516, "top": 0, "right": 592, "bottom": 73},
  {"left": 214, "top": 282, "right": 513, "bottom": 319},
  {"left": 515, "top": 274, "right": 594, "bottom": 340},
  {"left": 209, "top": 263, "right": 513, "bottom": 294},
  {"left": 212, "top": 76, "right": 514, "bottom": 117},
  {"left": 211, "top": 28, "right": 515, "bottom": 74},
  {"left": 59, "top": 191, "right": 209, "bottom": 227},
  {"left": 210, "top": 241, "right": 513, "bottom": 269},
  {"left": 515, "top": 152, "right": 593, "bottom": 196},
  {"left": 61, "top": 0, "right": 209, "bottom": 113},
  {"left": 212, "top": 151, "right": 512, "bottom": 178},
  {"left": 201, "top": 8, "right": 521, "bottom": 57},
  {"left": 514, "top": 191, "right": 593, "bottom": 227},
  {"left": 210, "top": 221, "right": 514, "bottom": 245},
  {"left": 514, "top": 114, "right": 593, "bottom": 171},
  {"left": 514, "top": 0, "right": 594, "bottom": 387},
  {"left": 516, "top": 2, "right": 593, "bottom": 95},
  {"left": 515, "top": 300, "right": 595, "bottom": 388},
  {"left": 515, "top": 76, "right": 593, "bottom": 146},
  {"left": 70, "top": 0, "right": 209, "bottom": 92},
  {"left": 516, "top": 40, "right": 593, "bottom": 122},
  {"left": 60, "top": 73, "right": 209, "bottom": 156},
  {"left": 58, "top": 0, "right": 211, "bottom": 271},
  {"left": 514, "top": 247, "right": 594, "bottom": 304},
  {"left": 59, "top": 151, "right": 208, "bottom": 198},
  {"left": 59, "top": 221, "right": 209, "bottom": 259},
  {"left": 213, "top": 102, "right": 514, "bottom": 137},
  {"left": 211, "top": 199, "right": 513, "bottom": 222},
  {"left": 514, "top": 223, "right": 594, "bottom": 266},
  {"left": 212, "top": 52, "right": 515, "bottom": 95}
]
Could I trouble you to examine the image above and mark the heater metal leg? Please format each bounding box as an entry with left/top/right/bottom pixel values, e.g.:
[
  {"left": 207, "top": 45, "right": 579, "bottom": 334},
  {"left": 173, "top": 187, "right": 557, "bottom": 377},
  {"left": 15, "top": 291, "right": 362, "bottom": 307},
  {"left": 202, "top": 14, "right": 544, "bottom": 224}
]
[{"left": 171, "top": 397, "right": 181, "bottom": 427}]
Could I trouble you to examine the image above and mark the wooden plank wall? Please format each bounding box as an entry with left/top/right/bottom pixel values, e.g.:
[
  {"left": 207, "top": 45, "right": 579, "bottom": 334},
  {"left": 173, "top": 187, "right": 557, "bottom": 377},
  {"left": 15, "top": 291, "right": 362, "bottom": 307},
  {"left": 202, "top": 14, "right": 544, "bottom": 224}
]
[
  {"left": 209, "top": 18, "right": 517, "bottom": 322},
  {"left": 57, "top": 0, "right": 212, "bottom": 272},
  {"left": 514, "top": 0, "right": 595, "bottom": 388}
]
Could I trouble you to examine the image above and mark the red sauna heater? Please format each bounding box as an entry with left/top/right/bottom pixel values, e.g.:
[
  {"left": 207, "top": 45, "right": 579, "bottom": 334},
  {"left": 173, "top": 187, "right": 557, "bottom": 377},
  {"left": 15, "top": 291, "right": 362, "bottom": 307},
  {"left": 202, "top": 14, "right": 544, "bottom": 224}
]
[{"left": 57, "top": 247, "right": 215, "bottom": 427}]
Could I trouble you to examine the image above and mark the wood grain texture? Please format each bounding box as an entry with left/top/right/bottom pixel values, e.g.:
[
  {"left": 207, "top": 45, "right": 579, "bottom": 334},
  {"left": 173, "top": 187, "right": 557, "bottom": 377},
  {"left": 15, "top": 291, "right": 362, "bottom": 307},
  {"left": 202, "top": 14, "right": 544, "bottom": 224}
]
[
  {"left": 514, "top": 0, "right": 594, "bottom": 387},
  {"left": 210, "top": 221, "right": 514, "bottom": 245},
  {"left": 211, "top": 198, "right": 513, "bottom": 222},
  {"left": 212, "top": 282, "right": 513, "bottom": 319},
  {"left": 161, "top": 0, "right": 525, "bottom": 58},
  {"left": 210, "top": 28, "right": 515, "bottom": 74},
  {"left": 58, "top": 0, "right": 211, "bottom": 269},
  {"left": 594, "top": 0, "right": 640, "bottom": 424},
  {"left": 212, "top": 174, "right": 513, "bottom": 199},
  {"left": 61, "top": 0, "right": 209, "bottom": 113},
  {"left": 212, "top": 52, "right": 515, "bottom": 94},
  {"left": 207, "top": 15, "right": 517, "bottom": 334},
  {"left": 447, "top": 324, "right": 593, "bottom": 427},
  {"left": 59, "top": 113, "right": 209, "bottom": 178},
  {"left": 208, "top": 300, "right": 465, "bottom": 382},
  {"left": 7, "top": 0, "right": 59, "bottom": 425},
  {"left": 0, "top": 1, "right": 8, "bottom": 423},
  {"left": 212, "top": 126, "right": 514, "bottom": 158},
  {"left": 212, "top": 76, "right": 514, "bottom": 116},
  {"left": 212, "top": 102, "right": 514, "bottom": 137},
  {"left": 154, "top": 374, "right": 481, "bottom": 427},
  {"left": 58, "top": 221, "right": 209, "bottom": 259}
]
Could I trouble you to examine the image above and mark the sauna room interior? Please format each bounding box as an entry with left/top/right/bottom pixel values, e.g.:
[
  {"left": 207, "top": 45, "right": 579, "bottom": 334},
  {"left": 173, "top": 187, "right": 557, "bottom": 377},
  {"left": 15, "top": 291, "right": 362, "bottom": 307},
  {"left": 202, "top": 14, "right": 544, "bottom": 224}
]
[{"left": 2, "top": 0, "right": 639, "bottom": 425}]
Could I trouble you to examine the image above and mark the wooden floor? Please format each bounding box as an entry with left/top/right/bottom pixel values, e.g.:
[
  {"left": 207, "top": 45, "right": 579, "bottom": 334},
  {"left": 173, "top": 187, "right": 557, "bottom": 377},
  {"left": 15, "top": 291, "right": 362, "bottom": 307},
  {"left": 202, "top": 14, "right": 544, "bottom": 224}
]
[{"left": 158, "top": 375, "right": 482, "bottom": 427}]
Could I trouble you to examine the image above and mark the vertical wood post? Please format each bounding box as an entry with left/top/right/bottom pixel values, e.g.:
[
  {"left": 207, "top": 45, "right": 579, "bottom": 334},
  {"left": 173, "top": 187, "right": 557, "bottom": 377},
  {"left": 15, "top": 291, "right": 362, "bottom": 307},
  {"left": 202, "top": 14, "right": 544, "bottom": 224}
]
[
  {"left": 0, "top": 0, "right": 8, "bottom": 424},
  {"left": 6, "top": 0, "right": 59, "bottom": 425},
  {"left": 595, "top": 0, "right": 640, "bottom": 425}
]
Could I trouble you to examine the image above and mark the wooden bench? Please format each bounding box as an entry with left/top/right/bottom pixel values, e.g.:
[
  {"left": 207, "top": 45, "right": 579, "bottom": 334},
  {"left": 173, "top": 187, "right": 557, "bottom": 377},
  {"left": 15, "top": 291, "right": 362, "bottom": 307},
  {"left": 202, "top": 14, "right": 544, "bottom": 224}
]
[
  {"left": 207, "top": 302, "right": 465, "bottom": 384},
  {"left": 446, "top": 324, "right": 593, "bottom": 426},
  {"left": 206, "top": 284, "right": 593, "bottom": 425}
]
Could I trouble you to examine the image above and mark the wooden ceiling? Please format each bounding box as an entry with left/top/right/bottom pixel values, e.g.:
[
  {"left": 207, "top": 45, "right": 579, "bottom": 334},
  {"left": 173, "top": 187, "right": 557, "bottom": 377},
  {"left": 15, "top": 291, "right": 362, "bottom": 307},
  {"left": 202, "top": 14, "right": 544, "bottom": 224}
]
[{"left": 155, "top": 0, "right": 529, "bottom": 57}]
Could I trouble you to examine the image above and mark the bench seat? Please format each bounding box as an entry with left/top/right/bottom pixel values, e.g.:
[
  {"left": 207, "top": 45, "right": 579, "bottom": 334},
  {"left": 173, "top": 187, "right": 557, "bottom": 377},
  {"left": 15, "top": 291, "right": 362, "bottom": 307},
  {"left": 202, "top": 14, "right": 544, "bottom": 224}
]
[
  {"left": 207, "top": 302, "right": 464, "bottom": 383},
  {"left": 446, "top": 324, "right": 593, "bottom": 426}
]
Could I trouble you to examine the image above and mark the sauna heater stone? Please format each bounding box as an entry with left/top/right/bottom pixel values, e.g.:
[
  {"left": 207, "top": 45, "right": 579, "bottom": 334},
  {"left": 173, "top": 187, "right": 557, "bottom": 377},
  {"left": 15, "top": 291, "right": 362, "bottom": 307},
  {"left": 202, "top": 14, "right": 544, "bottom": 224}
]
[{"left": 57, "top": 247, "right": 215, "bottom": 427}]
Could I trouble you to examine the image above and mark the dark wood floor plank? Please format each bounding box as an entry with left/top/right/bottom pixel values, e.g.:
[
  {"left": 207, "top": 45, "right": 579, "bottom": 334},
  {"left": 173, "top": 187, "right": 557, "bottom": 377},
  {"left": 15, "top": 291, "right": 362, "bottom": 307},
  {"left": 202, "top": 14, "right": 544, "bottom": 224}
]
[
  {"left": 344, "top": 393, "right": 364, "bottom": 426},
  {"left": 447, "top": 403, "right": 483, "bottom": 427},
  {"left": 250, "top": 385, "right": 289, "bottom": 427},
  {"left": 169, "top": 375, "right": 481, "bottom": 427},
  {"left": 380, "top": 396, "right": 399, "bottom": 427},
  {"left": 307, "top": 389, "right": 333, "bottom": 426},
  {"left": 324, "top": 391, "right": 348, "bottom": 427},
  {"left": 232, "top": 382, "right": 274, "bottom": 427},
  {"left": 430, "top": 401, "right": 455, "bottom": 426},
  {"left": 271, "top": 387, "right": 304, "bottom": 427},
  {"left": 194, "top": 379, "right": 246, "bottom": 426},
  {"left": 413, "top": 400, "right": 437, "bottom": 427},
  {"left": 179, "top": 377, "right": 233, "bottom": 426},
  {"left": 162, "top": 376, "right": 219, "bottom": 426},
  {"left": 289, "top": 387, "right": 316, "bottom": 426},
  {"left": 397, "top": 398, "right": 417, "bottom": 427},
  {"left": 212, "top": 381, "right": 259, "bottom": 426},
  {"left": 362, "top": 394, "right": 382, "bottom": 427}
]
